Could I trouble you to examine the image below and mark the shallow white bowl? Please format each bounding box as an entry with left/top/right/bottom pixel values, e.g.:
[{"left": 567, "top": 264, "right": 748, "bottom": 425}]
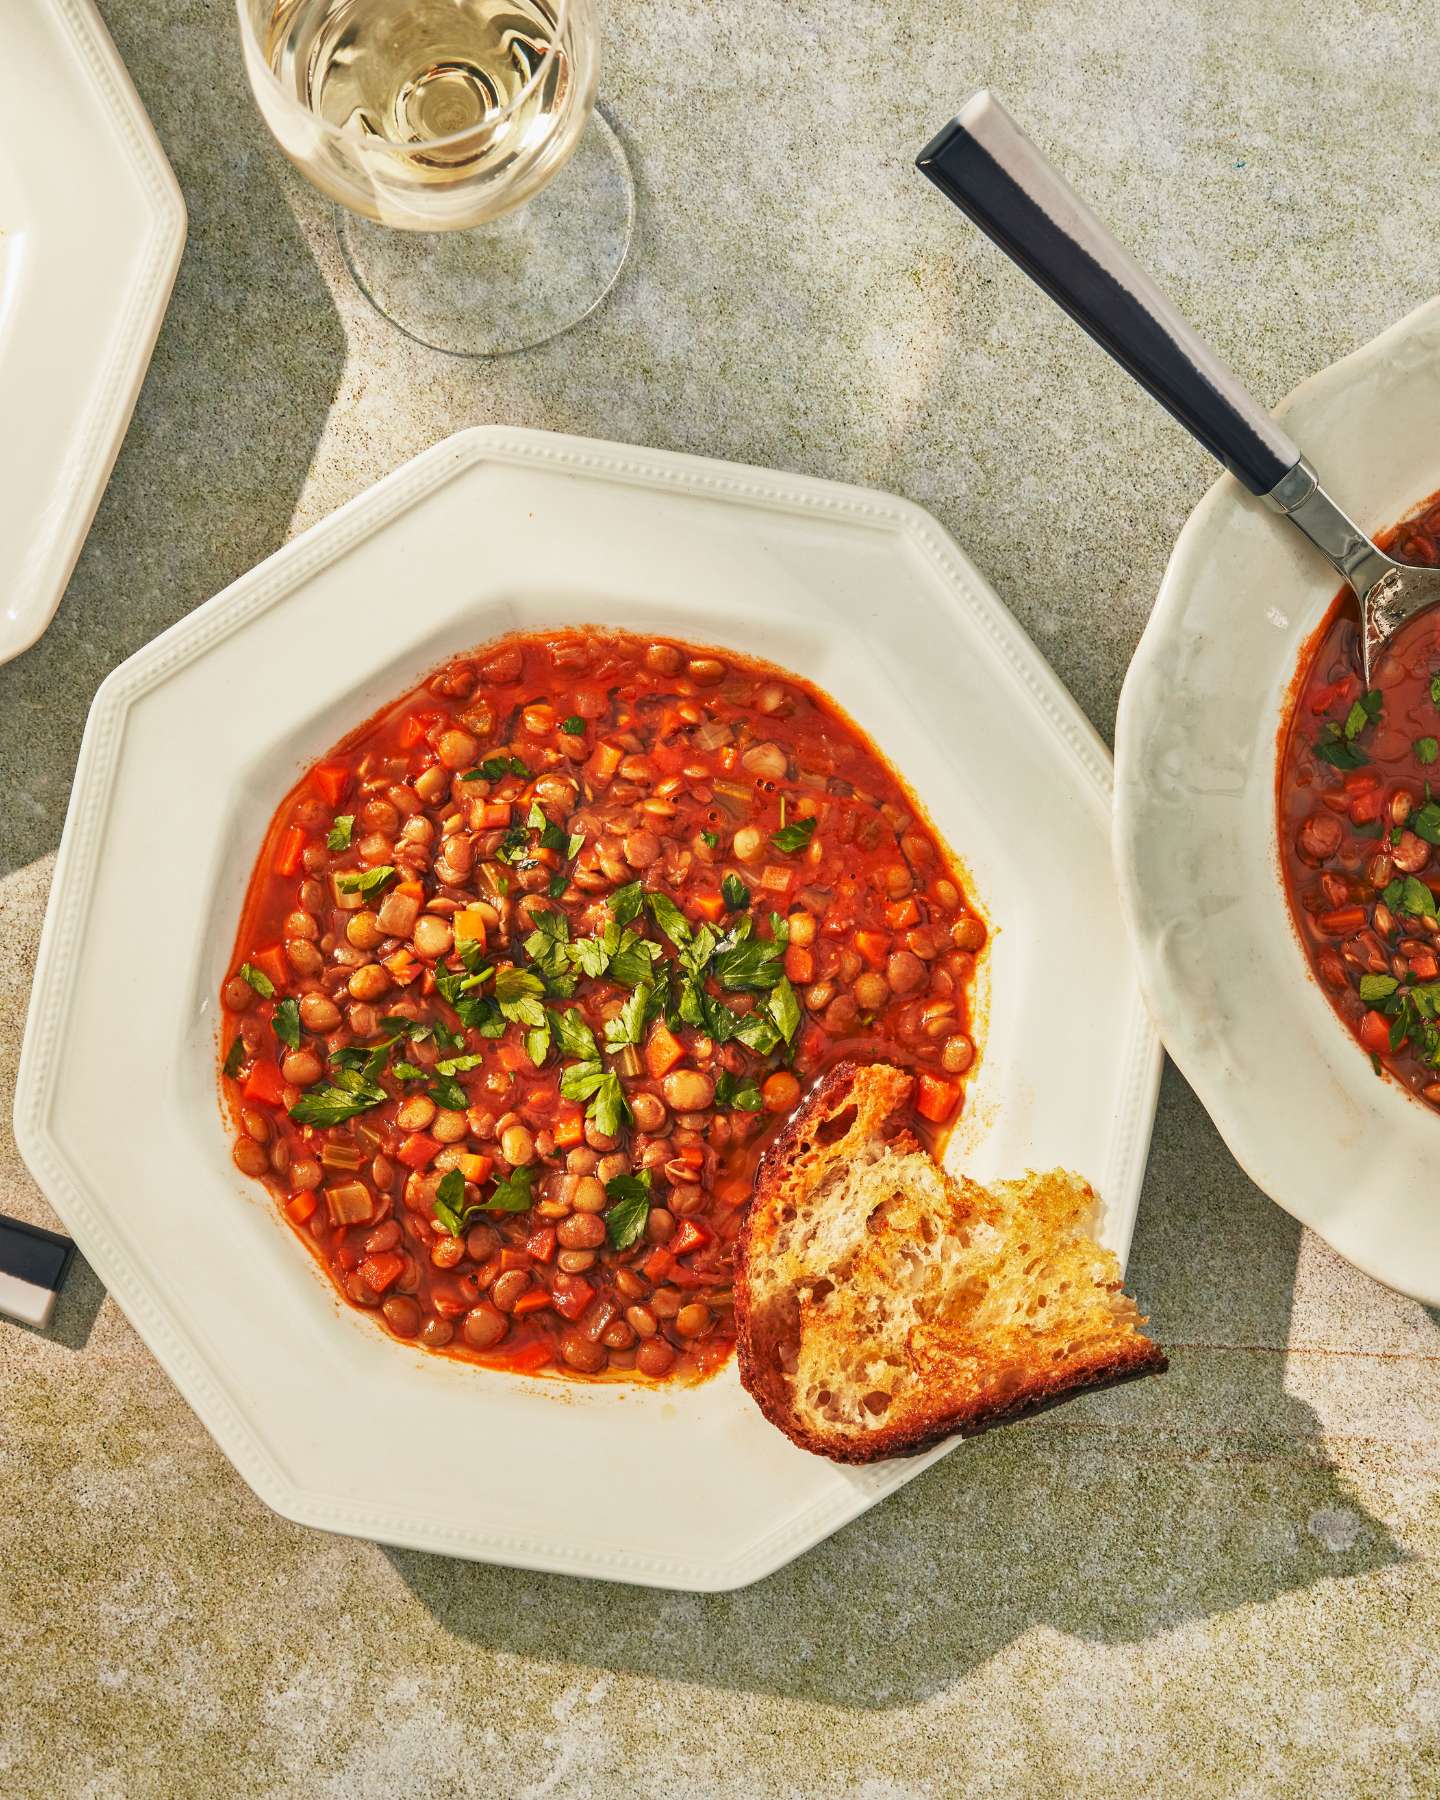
[
  {"left": 1116, "top": 297, "right": 1440, "bottom": 1305},
  {"left": 0, "top": 0, "right": 185, "bottom": 663},
  {"left": 16, "top": 429, "right": 1159, "bottom": 1588}
]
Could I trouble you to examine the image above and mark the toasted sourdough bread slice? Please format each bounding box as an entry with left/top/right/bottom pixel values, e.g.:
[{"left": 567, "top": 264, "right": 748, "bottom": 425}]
[{"left": 734, "top": 1061, "right": 1166, "bottom": 1463}]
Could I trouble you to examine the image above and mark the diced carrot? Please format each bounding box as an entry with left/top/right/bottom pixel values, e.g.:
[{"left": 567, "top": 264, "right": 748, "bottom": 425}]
[
  {"left": 525, "top": 1226, "right": 556, "bottom": 1264},
  {"left": 1342, "top": 769, "right": 1381, "bottom": 793},
  {"left": 314, "top": 764, "right": 349, "bottom": 807},
  {"left": 243, "top": 1059, "right": 288, "bottom": 1107},
  {"left": 854, "top": 929, "right": 889, "bottom": 968},
  {"left": 552, "top": 1278, "right": 595, "bottom": 1321},
  {"left": 669, "top": 1218, "right": 710, "bottom": 1258},
  {"left": 885, "top": 897, "right": 921, "bottom": 929},
  {"left": 691, "top": 890, "right": 726, "bottom": 922},
  {"left": 653, "top": 739, "right": 688, "bottom": 775},
  {"left": 398, "top": 711, "right": 443, "bottom": 748},
  {"left": 785, "top": 944, "right": 815, "bottom": 985},
  {"left": 717, "top": 746, "right": 739, "bottom": 773},
  {"left": 645, "top": 1021, "right": 685, "bottom": 1080},
  {"left": 1318, "top": 906, "right": 1367, "bottom": 936},
  {"left": 1349, "top": 791, "right": 1383, "bottom": 826},
  {"left": 497, "top": 1041, "right": 528, "bottom": 1072},
  {"left": 385, "top": 947, "right": 421, "bottom": 985},
  {"left": 553, "top": 1108, "right": 585, "bottom": 1149},
  {"left": 641, "top": 1247, "right": 675, "bottom": 1283},
  {"left": 480, "top": 801, "right": 511, "bottom": 828},
  {"left": 511, "top": 1287, "right": 552, "bottom": 1317},
  {"left": 759, "top": 865, "right": 794, "bottom": 895},
  {"left": 252, "top": 944, "right": 289, "bottom": 991},
  {"left": 273, "top": 825, "right": 307, "bottom": 878},
  {"left": 498, "top": 1247, "right": 531, "bottom": 1273},
  {"left": 1360, "top": 1009, "right": 1393, "bottom": 1054},
  {"left": 396, "top": 1132, "right": 441, "bottom": 1170},
  {"left": 676, "top": 1143, "right": 705, "bottom": 1166},
  {"left": 715, "top": 1175, "right": 753, "bottom": 1207},
  {"left": 664, "top": 1261, "right": 709, "bottom": 1289},
  {"left": 494, "top": 1338, "right": 554, "bottom": 1373},
  {"left": 395, "top": 879, "right": 424, "bottom": 900},
  {"left": 1411, "top": 952, "right": 1440, "bottom": 981},
  {"left": 285, "top": 1191, "right": 318, "bottom": 1226},
  {"left": 586, "top": 741, "right": 624, "bottom": 785},
  {"left": 523, "top": 703, "right": 556, "bottom": 734},
  {"left": 915, "top": 1072, "right": 961, "bottom": 1123},
  {"left": 457, "top": 1153, "right": 493, "bottom": 1184},
  {"left": 359, "top": 1252, "right": 405, "bottom": 1293},
  {"left": 454, "top": 907, "right": 489, "bottom": 945}
]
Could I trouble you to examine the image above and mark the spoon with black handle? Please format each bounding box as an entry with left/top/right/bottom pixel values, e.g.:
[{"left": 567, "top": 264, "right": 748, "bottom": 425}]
[{"left": 917, "top": 89, "right": 1436, "bottom": 683}]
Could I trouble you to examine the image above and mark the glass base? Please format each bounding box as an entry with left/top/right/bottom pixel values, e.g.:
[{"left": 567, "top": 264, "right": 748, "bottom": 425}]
[{"left": 336, "top": 108, "right": 635, "bottom": 357}]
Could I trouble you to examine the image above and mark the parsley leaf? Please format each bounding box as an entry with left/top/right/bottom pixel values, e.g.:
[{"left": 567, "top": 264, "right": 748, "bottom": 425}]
[
  {"left": 560, "top": 715, "right": 585, "bottom": 735},
  {"left": 289, "top": 1081, "right": 385, "bottom": 1128},
  {"left": 701, "top": 830, "right": 718, "bottom": 848},
  {"left": 1343, "top": 691, "right": 1383, "bottom": 740},
  {"left": 1384, "top": 876, "right": 1437, "bottom": 920},
  {"left": 713, "top": 933, "right": 785, "bottom": 991},
  {"left": 714, "top": 1071, "right": 763, "bottom": 1111},
  {"left": 1313, "top": 723, "right": 1369, "bottom": 770},
  {"left": 271, "top": 996, "right": 301, "bottom": 1052},
  {"left": 222, "top": 1038, "right": 245, "bottom": 1079},
  {"left": 560, "top": 1060, "right": 630, "bottom": 1137},
  {"left": 431, "top": 1169, "right": 469, "bottom": 1236},
  {"left": 239, "top": 961, "right": 275, "bottom": 999},
  {"left": 1417, "top": 738, "right": 1439, "bottom": 767},
  {"left": 1431, "top": 674, "right": 1440, "bottom": 709},
  {"left": 495, "top": 966, "right": 547, "bottom": 1026},
  {"left": 1412, "top": 801, "right": 1440, "bottom": 846},
  {"left": 721, "top": 872, "right": 750, "bottom": 911},
  {"left": 1359, "top": 973, "right": 1400, "bottom": 1003},
  {"left": 550, "top": 1006, "right": 600, "bottom": 1062},
  {"left": 767, "top": 975, "right": 802, "bottom": 1043},
  {"left": 771, "top": 817, "right": 816, "bottom": 854},
  {"left": 337, "top": 865, "right": 396, "bottom": 897},
  {"left": 604, "top": 1169, "right": 652, "bottom": 1249},
  {"left": 645, "top": 890, "right": 693, "bottom": 949},
  {"left": 548, "top": 874, "right": 569, "bottom": 898},
  {"left": 610, "top": 880, "right": 645, "bottom": 926},
  {"left": 428, "top": 1074, "right": 469, "bottom": 1111},
  {"left": 327, "top": 814, "right": 355, "bottom": 851},
  {"left": 486, "top": 1163, "right": 539, "bottom": 1213},
  {"left": 603, "top": 982, "right": 653, "bottom": 1052}
]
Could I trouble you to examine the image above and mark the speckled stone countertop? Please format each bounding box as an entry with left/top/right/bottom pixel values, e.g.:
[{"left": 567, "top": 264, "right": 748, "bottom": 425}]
[{"left": 4, "top": 1, "right": 1440, "bottom": 1793}]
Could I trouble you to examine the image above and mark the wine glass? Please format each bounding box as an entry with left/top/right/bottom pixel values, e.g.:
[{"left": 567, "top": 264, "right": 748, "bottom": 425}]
[{"left": 237, "top": 0, "right": 634, "bottom": 357}]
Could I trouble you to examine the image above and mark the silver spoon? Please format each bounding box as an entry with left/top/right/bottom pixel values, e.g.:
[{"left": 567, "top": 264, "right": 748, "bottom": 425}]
[{"left": 916, "top": 90, "right": 1436, "bottom": 683}]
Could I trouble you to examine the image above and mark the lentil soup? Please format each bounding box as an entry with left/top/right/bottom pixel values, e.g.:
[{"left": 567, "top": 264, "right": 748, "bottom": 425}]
[
  {"left": 1279, "top": 490, "right": 1440, "bottom": 1106},
  {"left": 221, "top": 630, "right": 985, "bottom": 1382}
]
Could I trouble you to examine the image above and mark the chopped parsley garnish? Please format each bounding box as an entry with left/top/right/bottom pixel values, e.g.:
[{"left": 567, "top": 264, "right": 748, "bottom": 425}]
[
  {"left": 1417, "top": 738, "right": 1439, "bottom": 766},
  {"left": 1359, "top": 973, "right": 1400, "bottom": 1003},
  {"left": 289, "top": 1073, "right": 386, "bottom": 1128},
  {"left": 486, "top": 1163, "right": 539, "bottom": 1214},
  {"left": 771, "top": 816, "right": 816, "bottom": 855},
  {"left": 604, "top": 1169, "right": 652, "bottom": 1249},
  {"left": 712, "top": 928, "right": 786, "bottom": 992},
  {"left": 1384, "top": 876, "right": 1437, "bottom": 921},
  {"left": 714, "top": 1071, "right": 763, "bottom": 1111},
  {"left": 610, "top": 880, "right": 645, "bottom": 926},
  {"left": 431, "top": 1168, "right": 473, "bottom": 1237},
  {"left": 428, "top": 1075, "right": 469, "bottom": 1111},
  {"left": 464, "top": 754, "right": 531, "bottom": 783},
  {"left": 560, "top": 715, "right": 585, "bottom": 735},
  {"left": 701, "top": 830, "right": 718, "bottom": 848},
  {"left": 222, "top": 1038, "right": 245, "bottom": 1079},
  {"left": 645, "top": 890, "right": 694, "bottom": 949},
  {"left": 603, "top": 982, "right": 654, "bottom": 1052},
  {"left": 271, "top": 997, "right": 301, "bottom": 1052},
  {"left": 327, "top": 815, "right": 355, "bottom": 851},
  {"left": 550, "top": 1005, "right": 600, "bottom": 1062},
  {"left": 1344, "top": 690, "right": 1383, "bottom": 740},
  {"left": 721, "top": 872, "right": 750, "bottom": 911},
  {"left": 1431, "top": 673, "right": 1440, "bottom": 709},
  {"left": 548, "top": 874, "right": 569, "bottom": 897},
  {"left": 336, "top": 864, "right": 396, "bottom": 897},
  {"left": 1411, "top": 801, "right": 1440, "bottom": 847},
  {"left": 1313, "top": 724, "right": 1368, "bottom": 770},
  {"left": 560, "top": 1059, "right": 630, "bottom": 1137},
  {"left": 239, "top": 961, "right": 275, "bottom": 999}
]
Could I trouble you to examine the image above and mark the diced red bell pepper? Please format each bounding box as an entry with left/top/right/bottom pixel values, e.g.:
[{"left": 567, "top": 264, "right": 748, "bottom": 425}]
[
  {"left": 494, "top": 1338, "right": 554, "bottom": 1373},
  {"left": 511, "top": 1286, "right": 552, "bottom": 1316},
  {"left": 854, "top": 928, "right": 890, "bottom": 969},
  {"left": 525, "top": 1226, "right": 556, "bottom": 1264},
  {"left": 645, "top": 1021, "right": 685, "bottom": 1079},
  {"left": 915, "top": 1072, "right": 961, "bottom": 1123},
  {"left": 553, "top": 1108, "right": 585, "bottom": 1149},
  {"left": 243, "top": 1059, "right": 288, "bottom": 1107},
  {"left": 1360, "top": 1009, "right": 1394, "bottom": 1054},
  {"left": 313, "top": 762, "right": 351, "bottom": 806},
  {"left": 641, "top": 1247, "right": 675, "bottom": 1284},
  {"left": 669, "top": 1218, "right": 710, "bottom": 1258},
  {"left": 251, "top": 944, "right": 289, "bottom": 992},
  {"left": 551, "top": 1278, "right": 595, "bottom": 1321},
  {"left": 273, "top": 825, "right": 308, "bottom": 878},
  {"left": 396, "top": 1132, "right": 441, "bottom": 1170},
  {"left": 359, "top": 1252, "right": 405, "bottom": 1294}
]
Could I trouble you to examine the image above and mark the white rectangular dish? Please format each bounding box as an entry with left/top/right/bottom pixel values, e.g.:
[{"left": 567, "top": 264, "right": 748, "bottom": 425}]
[
  {"left": 0, "top": 0, "right": 185, "bottom": 663},
  {"left": 15, "top": 429, "right": 1160, "bottom": 1588}
]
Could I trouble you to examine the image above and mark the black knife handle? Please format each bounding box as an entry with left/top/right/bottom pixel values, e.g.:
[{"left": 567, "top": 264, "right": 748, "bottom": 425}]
[{"left": 917, "top": 91, "right": 1300, "bottom": 497}]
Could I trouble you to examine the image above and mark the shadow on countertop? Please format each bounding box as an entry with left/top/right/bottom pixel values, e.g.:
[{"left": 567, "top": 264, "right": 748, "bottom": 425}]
[
  {"left": 384, "top": 1067, "right": 1415, "bottom": 1711},
  {"left": 0, "top": 0, "right": 347, "bottom": 881}
]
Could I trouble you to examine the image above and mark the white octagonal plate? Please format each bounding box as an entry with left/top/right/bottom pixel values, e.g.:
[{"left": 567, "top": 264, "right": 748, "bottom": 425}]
[
  {"left": 0, "top": 0, "right": 185, "bottom": 663},
  {"left": 1115, "top": 298, "right": 1440, "bottom": 1306},
  {"left": 16, "top": 429, "right": 1160, "bottom": 1589}
]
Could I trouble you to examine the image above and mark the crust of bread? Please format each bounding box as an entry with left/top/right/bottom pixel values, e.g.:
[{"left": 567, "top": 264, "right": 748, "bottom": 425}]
[{"left": 733, "top": 1060, "right": 1167, "bottom": 1464}]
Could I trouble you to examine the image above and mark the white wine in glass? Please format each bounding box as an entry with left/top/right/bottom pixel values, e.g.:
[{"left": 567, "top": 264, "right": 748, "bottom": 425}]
[{"left": 238, "top": 0, "right": 634, "bottom": 355}]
